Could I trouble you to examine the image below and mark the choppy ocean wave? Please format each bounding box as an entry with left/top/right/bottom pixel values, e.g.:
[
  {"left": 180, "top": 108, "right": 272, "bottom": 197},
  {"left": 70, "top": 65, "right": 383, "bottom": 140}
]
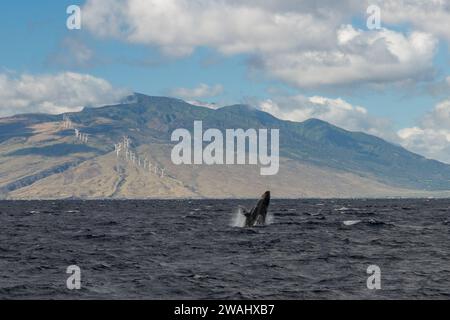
[{"left": 0, "top": 199, "right": 449, "bottom": 299}]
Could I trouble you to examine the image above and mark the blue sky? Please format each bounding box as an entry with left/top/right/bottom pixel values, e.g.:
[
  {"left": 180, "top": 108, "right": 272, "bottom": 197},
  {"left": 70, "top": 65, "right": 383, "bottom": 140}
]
[
  {"left": 0, "top": 0, "right": 450, "bottom": 162},
  {"left": 0, "top": 1, "right": 265, "bottom": 101}
]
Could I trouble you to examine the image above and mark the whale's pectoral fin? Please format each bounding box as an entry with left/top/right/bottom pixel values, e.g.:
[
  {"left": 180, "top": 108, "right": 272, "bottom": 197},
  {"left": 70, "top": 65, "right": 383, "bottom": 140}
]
[
  {"left": 244, "top": 208, "right": 254, "bottom": 218},
  {"left": 239, "top": 206, "right": 250, "bottom": 217}
]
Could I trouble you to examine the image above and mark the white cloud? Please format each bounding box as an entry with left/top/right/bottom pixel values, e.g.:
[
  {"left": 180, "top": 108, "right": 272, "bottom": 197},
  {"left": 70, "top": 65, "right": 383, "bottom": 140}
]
[
  {"left": 374, "top": 0, "right": 450, "bottom": 41},
  {"left": 170, "top": 83, "right": 224, "bottom": 99},
  {"left": 83, "top": 0, "right": 438, "bottom": 88},
  {"left": 83, "top": 0, "right": 339, "bottom": 56},
  {"left": 0, "top": 72, "right": 130, "bottom": 117},
  {"left": 397, "top": 100, "right": 450, "bottom": 163},
  {"left": 259, "top": 94, "right": 394, "bottom": 139},
  {"left": 258, "top": 93, "right": 450, "bottom": 163},
  {"left": 258, "top": 26, "right": 437, "bottom": 87},
  {"left": 186, "top": 100, "right": 221, "bottom": 109}
]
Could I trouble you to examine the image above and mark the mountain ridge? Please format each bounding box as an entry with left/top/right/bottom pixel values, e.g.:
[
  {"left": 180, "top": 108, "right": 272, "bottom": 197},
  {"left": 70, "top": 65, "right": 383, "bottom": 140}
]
[{"left": 1, "top": 93, "right": 449, "bottom": 199}]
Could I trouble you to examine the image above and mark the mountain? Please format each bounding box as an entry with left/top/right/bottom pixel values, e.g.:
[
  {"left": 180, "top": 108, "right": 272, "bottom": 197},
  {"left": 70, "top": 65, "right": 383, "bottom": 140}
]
[{"left": 1, "top": 93, "right": 449, "bottom": 199}]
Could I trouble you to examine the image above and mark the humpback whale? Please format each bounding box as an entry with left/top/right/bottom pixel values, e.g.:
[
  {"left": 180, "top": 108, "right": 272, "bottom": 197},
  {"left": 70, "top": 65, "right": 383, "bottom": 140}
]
[{"left": 241, "top": 191, "right": 271, "bottom": 227}]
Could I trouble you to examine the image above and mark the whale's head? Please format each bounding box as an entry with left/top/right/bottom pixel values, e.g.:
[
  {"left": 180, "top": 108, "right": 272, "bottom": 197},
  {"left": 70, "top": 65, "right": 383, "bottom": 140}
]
[{"left": 261, "top": 191, "right": 271, "bottom": 206}]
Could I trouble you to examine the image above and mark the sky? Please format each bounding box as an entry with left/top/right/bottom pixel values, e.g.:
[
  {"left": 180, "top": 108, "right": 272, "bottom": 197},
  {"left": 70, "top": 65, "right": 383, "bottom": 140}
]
[{"left": 0, "top": 0, "right": 450, "bottom": 163}]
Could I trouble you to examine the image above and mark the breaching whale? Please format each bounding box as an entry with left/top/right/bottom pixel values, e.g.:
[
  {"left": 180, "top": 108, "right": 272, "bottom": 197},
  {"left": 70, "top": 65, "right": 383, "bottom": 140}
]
[{"left": 241, "top": 191, "right": 271, "bottom": 227}]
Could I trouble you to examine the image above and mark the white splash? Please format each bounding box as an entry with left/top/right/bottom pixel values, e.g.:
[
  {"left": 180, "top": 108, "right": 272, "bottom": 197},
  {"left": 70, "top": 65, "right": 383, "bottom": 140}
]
[
  {"left": 343, "top": 220, "right": 361, "bottom": 226},
  {"left": 266, "top": 212, "right": 275, "bottom": 225},
  {"left": 231, "top": 206, "right": 274, "bottom": 227},
  {"left": 231, "top": 206, "right": 247, "bottom": 228}
]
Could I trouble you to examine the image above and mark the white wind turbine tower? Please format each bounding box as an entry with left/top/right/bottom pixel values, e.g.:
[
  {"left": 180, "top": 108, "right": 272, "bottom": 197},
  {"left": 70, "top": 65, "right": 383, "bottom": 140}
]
[
  {"left": 123, "top": 136, "right": 131, "bottom": 149},
  {"left": 115, "top": 143, "right": 122, "bottom": 157},
  {"left": 63, "top": 115, "right": 71, "bottom": 129},
  {"left": 142, "top": 158, "right": 147, "bottom": 169}
]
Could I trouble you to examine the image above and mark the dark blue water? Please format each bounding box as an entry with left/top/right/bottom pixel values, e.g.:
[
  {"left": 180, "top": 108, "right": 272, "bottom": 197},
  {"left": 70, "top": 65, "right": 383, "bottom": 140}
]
[{"left": 0, "top": 199, "right": 449, "bottom": 299}]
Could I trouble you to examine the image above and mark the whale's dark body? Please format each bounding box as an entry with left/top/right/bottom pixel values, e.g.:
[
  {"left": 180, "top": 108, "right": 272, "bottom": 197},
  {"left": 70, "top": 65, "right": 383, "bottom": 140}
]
[{"left": 242, "top": 191, "right": 271, "bottom": 227}]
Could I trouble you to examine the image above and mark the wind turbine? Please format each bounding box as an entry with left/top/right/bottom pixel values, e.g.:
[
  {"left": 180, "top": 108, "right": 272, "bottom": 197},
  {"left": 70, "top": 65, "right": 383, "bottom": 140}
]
[{"left": 115, "top": 143, "right": 122, "bottom": 157}]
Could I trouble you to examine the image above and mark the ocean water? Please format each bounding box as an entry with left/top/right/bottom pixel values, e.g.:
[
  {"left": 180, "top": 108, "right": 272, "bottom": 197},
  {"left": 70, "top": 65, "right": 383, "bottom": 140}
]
[{"left": 0, "top": 199, "right": 449, "bottom": 300}]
